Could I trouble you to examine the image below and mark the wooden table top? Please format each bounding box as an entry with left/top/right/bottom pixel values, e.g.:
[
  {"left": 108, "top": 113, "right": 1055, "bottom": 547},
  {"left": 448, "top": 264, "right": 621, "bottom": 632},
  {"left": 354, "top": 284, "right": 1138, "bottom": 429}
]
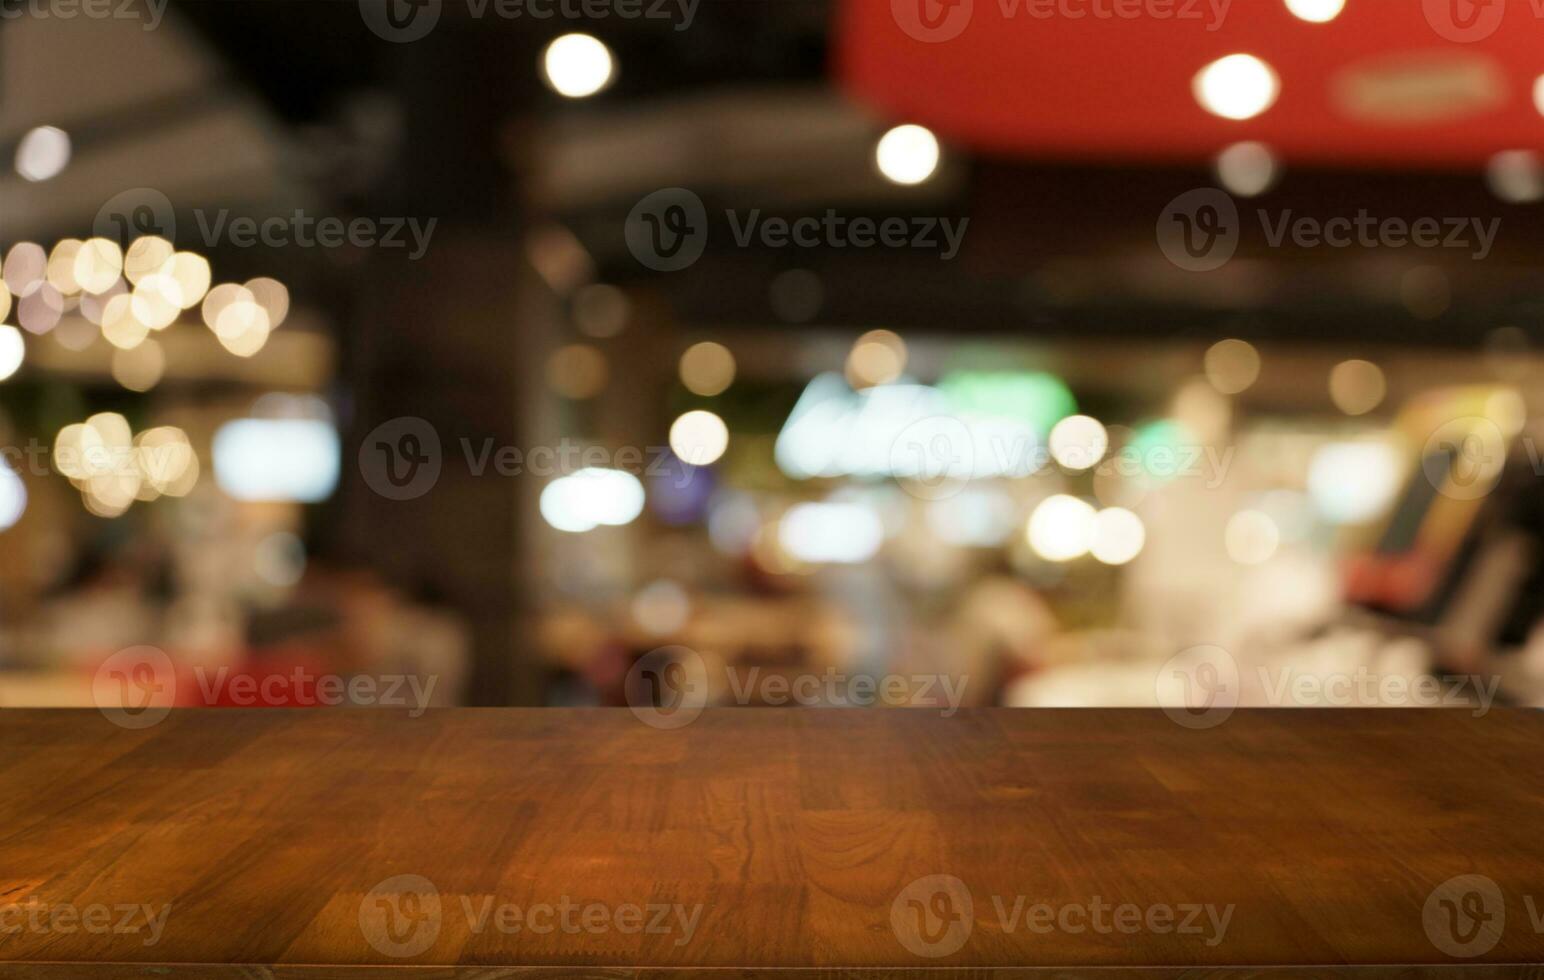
[{"left": 1, "top": 708, "right": 1542, "bottom": 978}]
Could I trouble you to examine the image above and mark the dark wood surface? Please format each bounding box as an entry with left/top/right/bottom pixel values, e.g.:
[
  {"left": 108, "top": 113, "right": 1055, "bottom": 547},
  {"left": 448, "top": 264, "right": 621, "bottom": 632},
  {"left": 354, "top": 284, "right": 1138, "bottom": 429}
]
[{"left": 1, "top": 708, "right": 1542, "bottom": 977}]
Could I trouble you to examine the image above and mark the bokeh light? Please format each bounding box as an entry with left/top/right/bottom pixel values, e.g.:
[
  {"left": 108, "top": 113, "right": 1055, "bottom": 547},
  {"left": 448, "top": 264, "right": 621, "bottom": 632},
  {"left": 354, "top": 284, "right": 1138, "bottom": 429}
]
[
  {"left": 1215, "top": 142, "right": 1279, "bottom": 197},
  {"left": 1203, "top": 338, "right": 1262, "bottom": 394},
  {"left": 1193, "top": 54, "right": 1280, "bottom": 120},
  {"left": 669, "top": 410, "right": 730, "bottom": 466},
  {"left": 15, "top": 126, "right": 70, "bottom": 182},
  {"left": 875, "top": 124, "right": 940, "bottom": 186},
  {"left": 1090, "top": 507, "right": 1146, "bottom": 565},
  {"left": 542, "top": 33, "right": 615, "bottom": 98},
  {"left": 0, "top": 326, "right": 24, "bottom": 382},
  {"left": 1048, "top": 415, "right": 1108, "bottom": 471},
  {"left": 679, "top": 341, "right": 736, "bottom": 396},
  {"left": 1283, "top": 0, "right": 1345, "bottom": 22},
  {"left": 1027, "top": 495, "right": 1096, "bottom": 562},
  {"left": 846, "top": 329, "right": 907, "bottom": 388},
  {"left": 1328, "top": 359, "right": 1386, "bottom": 415}
]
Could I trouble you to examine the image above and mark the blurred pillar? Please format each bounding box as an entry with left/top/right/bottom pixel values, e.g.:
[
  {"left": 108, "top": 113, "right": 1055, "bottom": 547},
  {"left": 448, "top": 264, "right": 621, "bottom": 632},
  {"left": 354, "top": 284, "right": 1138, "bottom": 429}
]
[{"left": 338, "top": 26, "right": 545, "bottom": 705}]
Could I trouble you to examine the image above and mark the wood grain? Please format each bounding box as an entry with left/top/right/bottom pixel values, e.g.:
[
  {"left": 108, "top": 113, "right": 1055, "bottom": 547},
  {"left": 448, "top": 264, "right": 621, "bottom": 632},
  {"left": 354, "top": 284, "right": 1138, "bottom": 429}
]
[{"left": 1, "top": 708, "right": 1542, "bottom": 977}]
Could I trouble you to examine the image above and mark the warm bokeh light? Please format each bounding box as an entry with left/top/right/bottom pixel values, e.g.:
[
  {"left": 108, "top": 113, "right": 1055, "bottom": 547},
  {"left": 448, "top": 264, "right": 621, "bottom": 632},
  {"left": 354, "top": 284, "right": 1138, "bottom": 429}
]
[
  {"left": 245, "top": 277, "right": 290, "bottom": 327},
  {"left": 845, "top": 329, "right": 907, "bottom": 388},
  {"left": 0, "top": 325, "right": 24, "bottom": 382},
  {"left": 73, "top": 239, "right": 123, "bottom": 295},
  {"left": 124, "top": 236, "right": 174, "bottom": 285},
  {"left": 136, "top": 427, "right": 198, "bottom": 497},
  {"left": 214, "top": 301, "right": 273, "bottom": 357},
  {"left": 875, "top": 124, "right": 940, "bottom": 186},
  {"left": 1090, "top": 507, "right": 1146, "bottom": 565},
  {"left": 202, "top": 283, "right": 253, "bottom": 330},
  {"left": 1193, "top": 54, "right": 1280, "bottom": 120},
  {"left": 162, "top": 253, "right": 212, "bottom": 309},
  {"left": 1048, "top": 415, "right": 1108, "bottom": 471},
  {"left": 669, "top": 410, "right": 730, "bottom": 466},
  {"left": 541, "top": 33, "right": 615, "bottom": 98},
  {"left": 46, "top": 239, "right": 84, "bottom": 295},
  {"left": 1203, "top": 338, "right": 1261, "bottom": 394},
  {"left": 101, "top": 294, "right": 150, "bottom": 350},
  {"left": 1328, "top": 359, "right": 1386, "bottom": 415},
  {"left": 1027, "top": 494, "right": 1096, "bottom": 562},
  {"left": 679, "top": 341, "right": 736, "bottom": 396},
  {"left": 131, "top": 274, "right": 184, "bottom": 330}
]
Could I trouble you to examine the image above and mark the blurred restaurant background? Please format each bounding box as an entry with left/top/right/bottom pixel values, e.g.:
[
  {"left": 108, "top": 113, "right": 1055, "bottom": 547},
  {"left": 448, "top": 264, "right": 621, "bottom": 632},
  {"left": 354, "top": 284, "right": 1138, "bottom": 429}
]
[{"left": 4, "top": 0, "right": 1544, "bottom": 713}]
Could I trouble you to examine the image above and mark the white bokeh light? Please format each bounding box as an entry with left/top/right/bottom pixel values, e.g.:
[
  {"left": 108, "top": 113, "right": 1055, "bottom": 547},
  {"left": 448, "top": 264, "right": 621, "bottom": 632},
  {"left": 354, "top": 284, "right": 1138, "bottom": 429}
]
[
  {"left": 0, "top": 464, "right": 25, "bottom": 531},
  {"left": 1193, "top": 54, "right": 1280, "bottom": 121},
  {"left": 1283, "top": 0, "right": 1345, "bottom": 22},
  {"left": 540, "top": 468, "right": 645, "bottom": 533},
  {"left": 1027, "top": 495, "right": 1097, "bottom": 562},
  {"left": 1048, "top": 415, "right": 1109, "bottom": 472},
  {"left": 875, "top": 124, "right": 940, "bottom": 186},
  {"left": 15, "top": 126, "right": 71, "bottom": 182},
  {"left": 0, "top": 326, "right": 24, "bottom": 382},
  {"left": 779, "top": 501, "right": 884, "bottom": 564},
  {"left": 1090, "top": 507, "right": 1146, "bottom": 565},
  {"left": 669, "top": 410, "right": 729, "bottom": 466},
  {"left": 542, "top": 34, "right": 615, "bottom": 98}
]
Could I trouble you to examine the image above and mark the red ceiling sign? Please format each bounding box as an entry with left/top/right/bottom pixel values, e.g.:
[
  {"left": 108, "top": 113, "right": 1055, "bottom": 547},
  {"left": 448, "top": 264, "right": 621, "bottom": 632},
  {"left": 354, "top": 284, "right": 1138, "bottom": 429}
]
[{"left": 838, "top": 0, "right": 1543, "bottom": 167}]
